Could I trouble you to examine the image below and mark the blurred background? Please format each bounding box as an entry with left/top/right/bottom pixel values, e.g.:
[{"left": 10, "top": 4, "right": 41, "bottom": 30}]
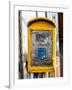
[{"left": 18, "top": 10, "right": 63, "bottom": 79}]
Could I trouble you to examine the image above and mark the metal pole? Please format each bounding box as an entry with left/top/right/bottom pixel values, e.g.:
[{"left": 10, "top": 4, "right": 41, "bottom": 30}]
[
  {"left": 45, "top": 12, "right": 47, "bottom": 18},
  {"left": 36, "top": 11, "right": 38, "bottom": 17},
  {"left": 18, "top": 11, "right": 24, "bottom": 79}
]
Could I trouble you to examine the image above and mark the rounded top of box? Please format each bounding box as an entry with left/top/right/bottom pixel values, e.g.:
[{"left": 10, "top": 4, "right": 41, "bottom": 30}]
[{"left": 27, "top": 17, "right": 56, "bottom": 27}]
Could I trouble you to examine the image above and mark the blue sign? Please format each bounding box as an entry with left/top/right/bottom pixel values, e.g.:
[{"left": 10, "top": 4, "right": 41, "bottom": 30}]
[{"left": 37, "top": 48, "right": 46, "bottom": 60}]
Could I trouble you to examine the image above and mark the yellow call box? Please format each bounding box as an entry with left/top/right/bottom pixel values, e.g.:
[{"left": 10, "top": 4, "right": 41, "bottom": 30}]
[{"left": 27, "top": 17, "right": 56, "bottom": 73}]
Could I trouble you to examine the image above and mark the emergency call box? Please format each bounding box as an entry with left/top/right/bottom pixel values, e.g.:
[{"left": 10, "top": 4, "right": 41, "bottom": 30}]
[{"left": 27, "top": 17, "right": 56, "bottom": 73}]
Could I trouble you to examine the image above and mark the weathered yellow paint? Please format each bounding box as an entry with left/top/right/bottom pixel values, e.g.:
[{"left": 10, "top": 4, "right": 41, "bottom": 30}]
[
  {"left": 28, "top": 66, "right": 55, "bottom": 73},
  {"left": 28, "top": 21, "right": 55, "bottom": 30},
  {"left": 27, "top": 17, "right": 56, "bottom": 73}
]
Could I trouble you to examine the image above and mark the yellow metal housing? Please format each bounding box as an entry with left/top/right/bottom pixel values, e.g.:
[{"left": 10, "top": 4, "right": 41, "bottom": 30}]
[{"left": 27, "top": 17, "right": 56, "bottom": 73}]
